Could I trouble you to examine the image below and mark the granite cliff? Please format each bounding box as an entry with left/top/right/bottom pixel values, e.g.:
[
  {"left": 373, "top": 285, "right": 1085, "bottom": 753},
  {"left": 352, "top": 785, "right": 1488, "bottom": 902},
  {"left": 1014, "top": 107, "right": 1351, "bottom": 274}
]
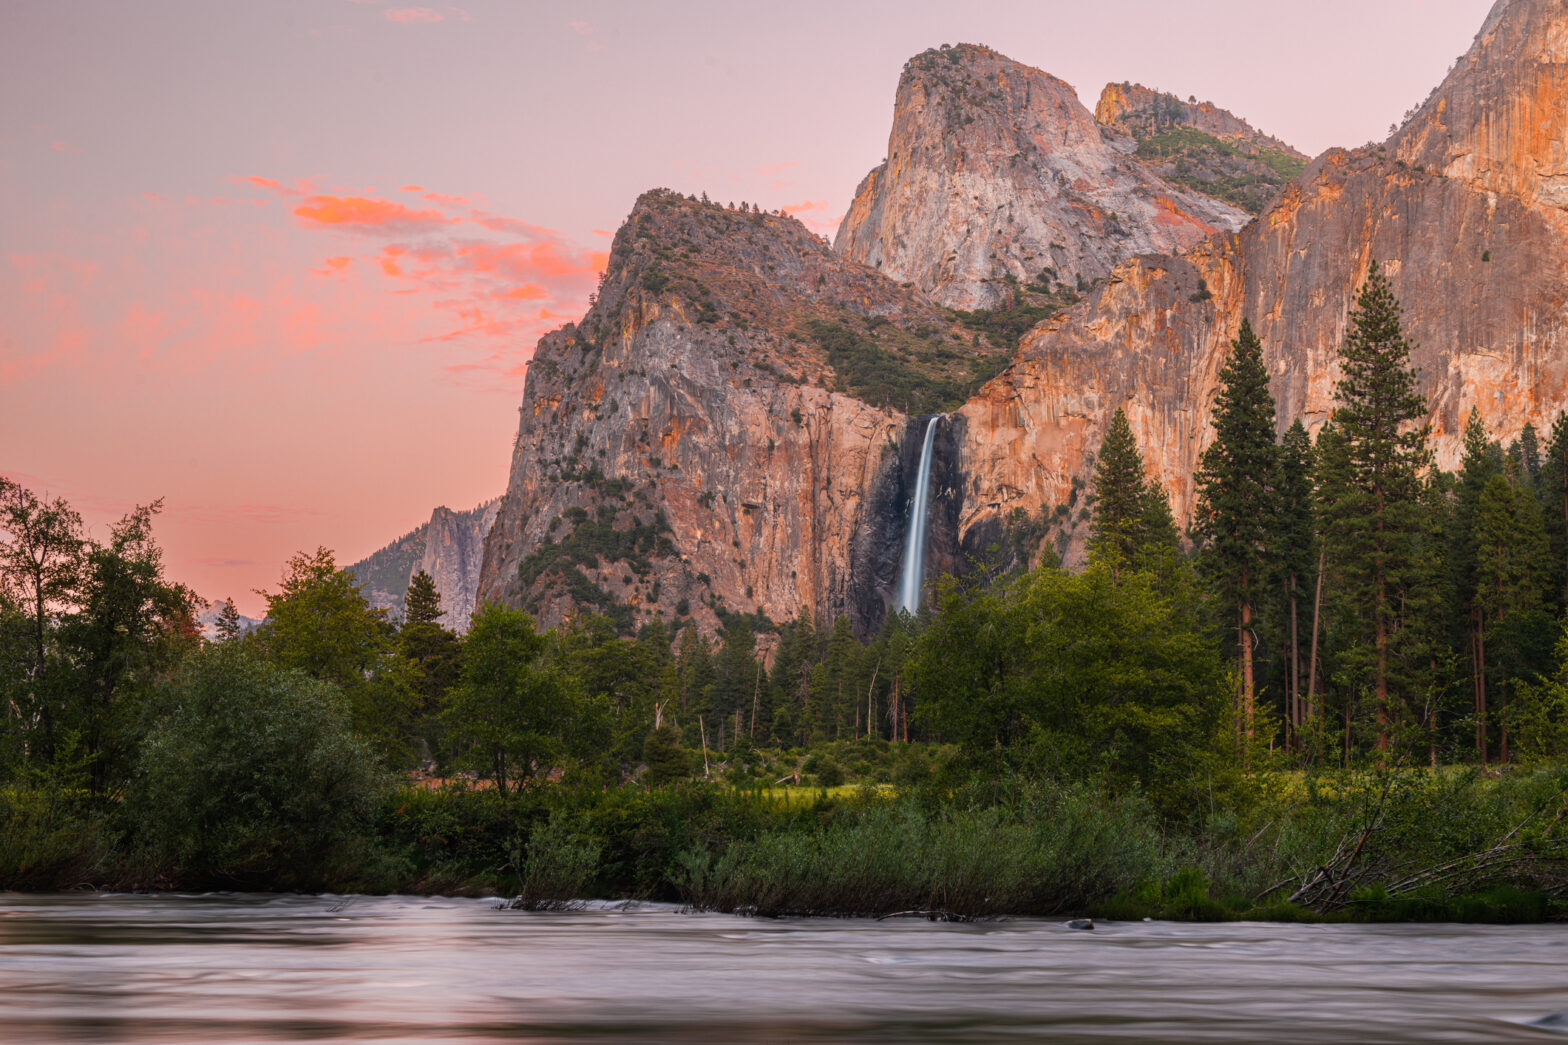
[
  {"left": 833, "top": 44, "right": 1249, "bottom": 309},
  {"left": 473, "top": 192, "right": 988, "bottom": 635},
  {"left": 952, "top": 0, "right": 1568, "bottom": 564},
  {"left": 348, "top": 498, "right": 498, "bottom": 630}
]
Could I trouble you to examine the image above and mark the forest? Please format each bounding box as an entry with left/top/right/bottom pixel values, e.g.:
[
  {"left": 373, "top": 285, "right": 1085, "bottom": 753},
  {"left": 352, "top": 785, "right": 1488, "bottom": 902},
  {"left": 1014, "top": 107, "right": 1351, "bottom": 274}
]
[{"left": 2, "top": 263, "right": 1566, "bottom": 919}]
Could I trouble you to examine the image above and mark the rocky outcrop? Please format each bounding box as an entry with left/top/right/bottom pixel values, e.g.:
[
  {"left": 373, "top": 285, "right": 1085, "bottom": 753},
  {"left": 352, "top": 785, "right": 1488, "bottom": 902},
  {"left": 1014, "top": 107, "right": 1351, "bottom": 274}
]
[
  {"left": 834, "top": 44, "right": 1248, "bottom": 310},
  {"left": 1392, "top": 0, "right": 1568, "bottom": 212},
  {"left": 954, "top": 0, "right": 1568, "bottom": 563},
  {"left": 475, "top": 192, "right": 990, "bottom": 635},
  {"left": 1094, "top": 83, "right": 1308, "bottom": 215},
  {"left": 348, "top": 498, "right": 498, "bottom": 630}
]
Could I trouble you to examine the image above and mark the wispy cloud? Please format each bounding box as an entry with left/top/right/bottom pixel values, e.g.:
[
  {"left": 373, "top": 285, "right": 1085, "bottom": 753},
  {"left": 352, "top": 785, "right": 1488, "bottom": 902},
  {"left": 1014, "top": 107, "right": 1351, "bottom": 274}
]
[
  {"left": 292, "top": 194, "right": 459, "bottom": 234},
  {"left": 385, "top": 7, "right": 443, "bottom": 23},
  {"left": 241, "top": 175, "right": 608, "bottom": 386}
]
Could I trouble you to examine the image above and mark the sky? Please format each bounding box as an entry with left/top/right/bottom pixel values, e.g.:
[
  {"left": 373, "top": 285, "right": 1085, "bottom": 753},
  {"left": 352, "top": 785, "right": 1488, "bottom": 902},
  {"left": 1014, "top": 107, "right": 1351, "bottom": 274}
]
[{"left": 1, "top": 0, "right": 1495, "bottom": 616}]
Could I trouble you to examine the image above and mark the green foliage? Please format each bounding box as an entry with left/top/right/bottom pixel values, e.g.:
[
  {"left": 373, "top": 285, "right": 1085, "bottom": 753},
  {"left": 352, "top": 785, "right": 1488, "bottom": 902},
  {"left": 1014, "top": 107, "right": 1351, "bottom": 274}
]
[
  {"left": 911, "top": 564, "right": 1230, "bottom": 812},
  {"left": 131, "top": 645, "right": 385, "bottom": 887},
  {"left": 799, "top": 317, "right": 1007, "bottom": 415},
  {"left": 1318, "top": 262, "right": 1433, "bottom": 745},
  {"left": 1088, "top": 409, "right": 1179, "bottom": 577},
  {"left": 517, "top": 502, "right": 673, "bottom": 636},
  {"left": 254, "top": 547, "right": 412, "bottom": 755},
  {"left": 642, "top": 724, "right": 690, "bottom": 786},
  {"left": 504, "top": 812, "right": 601, "bottom": 911},
  {"left": 445, "top": 603, "right": 586, "bottom": 794},
  {"left": 1133, "top": 126, "right": 1306, "bottom": 214},
  {"left": 672, "top": 783, "right": 1168, "bottom": 918}
]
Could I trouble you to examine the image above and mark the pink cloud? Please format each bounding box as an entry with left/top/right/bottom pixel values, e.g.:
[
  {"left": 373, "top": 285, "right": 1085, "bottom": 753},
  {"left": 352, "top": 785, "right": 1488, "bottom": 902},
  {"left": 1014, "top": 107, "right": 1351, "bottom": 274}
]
[
  {"left": 779, "top": 199, "right": 843, "bottom": 237},
  {"left": 311, "top": 255, "right": 354, "bottom": 277},
  {"left": 292, "top": 194, "right": 458, "bottom": 234},
  {"left": 568, "top": 20, "right": 593, "bottom": 34},
  {"left": 399, "top": 184, "right": 425, "bottom": 192},
  {"left": 50, "top": 140, "right": 82, "bottom": 155},
  {"left": 385, "top": 7, "right": 442, "bottom": 22}
]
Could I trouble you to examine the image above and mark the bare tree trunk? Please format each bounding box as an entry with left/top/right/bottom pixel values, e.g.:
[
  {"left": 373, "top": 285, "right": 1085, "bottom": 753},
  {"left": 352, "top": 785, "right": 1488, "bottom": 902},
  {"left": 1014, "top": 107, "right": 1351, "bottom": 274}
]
[
  {"left": 699, "top": 717, "right": 710, "bottom": 778},
  {"left": 1478, "top": 616, "right": 1489, "bottom": 765},
  {"left": 1290, "top": 575, "right": 1301, "bottom": 747},
  {"left": 1240, "top": 594, "right": 1255, "bottom": 745},
  {"left": 1308, "top": 546, "right": 1325, "bottom": 724}
]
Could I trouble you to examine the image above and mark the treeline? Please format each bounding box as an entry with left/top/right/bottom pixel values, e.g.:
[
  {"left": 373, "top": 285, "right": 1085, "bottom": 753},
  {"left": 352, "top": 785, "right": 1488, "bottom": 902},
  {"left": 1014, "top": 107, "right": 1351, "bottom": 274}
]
[{"left": 1179, "top": 262, "right": 1568, "bottom": 769}]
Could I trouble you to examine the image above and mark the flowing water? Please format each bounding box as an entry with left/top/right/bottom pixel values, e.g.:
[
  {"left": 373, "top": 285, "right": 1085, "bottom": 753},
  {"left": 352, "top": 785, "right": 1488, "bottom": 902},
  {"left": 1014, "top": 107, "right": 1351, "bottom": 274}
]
[
  {"left": 896, "top": 416, "right": 940, "bottom": 615},
  {"left": 3, "top": 894, "right": 1567, "bottom": 1043}
]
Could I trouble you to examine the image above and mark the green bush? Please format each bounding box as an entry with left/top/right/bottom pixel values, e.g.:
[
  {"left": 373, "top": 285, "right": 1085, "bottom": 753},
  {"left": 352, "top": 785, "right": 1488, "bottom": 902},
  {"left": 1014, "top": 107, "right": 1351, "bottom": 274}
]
[{"left": 130, "top": 646, "right": 387, "bottom": 888}]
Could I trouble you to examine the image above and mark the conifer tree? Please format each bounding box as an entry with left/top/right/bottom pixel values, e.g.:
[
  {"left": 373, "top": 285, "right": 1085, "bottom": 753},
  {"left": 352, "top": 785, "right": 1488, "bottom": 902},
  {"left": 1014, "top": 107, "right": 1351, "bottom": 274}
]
[
  {"left": 1539, "top": 412, "right": 1568, "bottom": 605},
  {"left": 1451, "top": 408, "right": 1502, "bottom": 761},
  {"left": 1193, "top": 319, "right": 1278, "bottom": 739},
  {"left": 404, "top": 569, "right": 444, "bottom": 626},
  {"left": 1321, "top": 262, "right": 1431, "bottom": 752},
  {"left": 1089, "top": 409, "right": 1154, "bottom": 575},
  {"left": 1275, "top": 421, "right": 1317, "bottom": 734},
  {"left": 1475, "top": 466, "right": 1555, "bottom": 762},
  {"left": 213, "top": 597, "right": 243, "bottom": 642}
]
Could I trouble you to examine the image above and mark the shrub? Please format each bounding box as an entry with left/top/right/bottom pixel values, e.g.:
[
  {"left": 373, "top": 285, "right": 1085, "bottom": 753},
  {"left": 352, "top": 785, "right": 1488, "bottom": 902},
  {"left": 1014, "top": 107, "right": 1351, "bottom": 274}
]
[{"left": 131, "top": 646, "right": 386, "bottom": 887}]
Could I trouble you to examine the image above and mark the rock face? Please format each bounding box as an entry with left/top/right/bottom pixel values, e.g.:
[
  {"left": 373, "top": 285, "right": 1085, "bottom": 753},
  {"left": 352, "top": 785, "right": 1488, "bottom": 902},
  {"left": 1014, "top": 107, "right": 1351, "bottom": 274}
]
[
  {"left": 475, "top": 192, "right": 992, "bottom": 635},
  {"left": 1094, "top": 83, "right": 1308, "bottom": 215},
  {"left": 953, "top": 0, "right": 1568, "bottom": 563},
  {"left": 834, "top": 44, "right": 1248, "bottom": 310},
  {"left": 348, "top": 498, "right": 498, "bottom": 630}
]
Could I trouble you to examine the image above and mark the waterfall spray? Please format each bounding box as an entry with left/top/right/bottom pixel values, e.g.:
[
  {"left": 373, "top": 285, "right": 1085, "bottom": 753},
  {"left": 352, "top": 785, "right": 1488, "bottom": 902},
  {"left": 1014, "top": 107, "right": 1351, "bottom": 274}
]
[{"left": 895, "top": 416, "right": 940, "bottom": 614}]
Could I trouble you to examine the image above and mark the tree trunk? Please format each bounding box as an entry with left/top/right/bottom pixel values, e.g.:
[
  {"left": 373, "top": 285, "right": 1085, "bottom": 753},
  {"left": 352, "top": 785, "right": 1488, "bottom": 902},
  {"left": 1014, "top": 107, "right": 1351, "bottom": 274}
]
[
  {"left": 1477, "top": 615, "right": 1489, "bottom": 765},
  {"left": 1240, "top": 595, "right": 1255, "bottom": 744},
  {"left": 1308, "top": 546, "right": 1326, "bottom": 724},
  {"left": 1289, "top": 575, "right": 1300, "bottom": 749}
]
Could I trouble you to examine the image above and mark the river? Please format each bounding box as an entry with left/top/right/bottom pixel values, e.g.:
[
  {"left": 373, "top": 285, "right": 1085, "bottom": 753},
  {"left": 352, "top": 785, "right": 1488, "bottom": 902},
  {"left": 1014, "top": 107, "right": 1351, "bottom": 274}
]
[{"left": 2, "top": 894, "right": 1566, "bottom": 1042}]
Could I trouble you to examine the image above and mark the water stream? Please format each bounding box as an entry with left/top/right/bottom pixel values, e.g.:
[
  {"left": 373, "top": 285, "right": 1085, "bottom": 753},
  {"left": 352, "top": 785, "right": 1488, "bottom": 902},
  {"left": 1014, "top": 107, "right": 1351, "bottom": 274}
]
[
  {"left": 895, "top": 416, "right": 940, "bottom": 614},
  {"left": 3, "top": 894, "right": 1568, "bottom": 1043}
]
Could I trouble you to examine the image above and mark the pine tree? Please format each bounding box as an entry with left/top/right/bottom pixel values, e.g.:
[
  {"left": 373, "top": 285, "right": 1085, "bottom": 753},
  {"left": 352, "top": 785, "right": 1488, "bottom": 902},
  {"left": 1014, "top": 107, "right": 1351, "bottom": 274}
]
[
  {"left": 1089, "top": 409, "right": 1154, "bottom": 575},
  {"left": 214, "top": 597, "right": 243, "bottom": 642},
  {"left": 1538, "top": 412, "right": 1568, "bottom": 606},
  {"left": 1475, "top": 465, "right": 1556, "bottom": 763},
  {"left": 1193, "top": 319, "right": 1279, "bottom": 740},
  {"left": 1321, "top": 261, "right": 1431, "bottom": 752},
  {"left": 404, "top": 569, "right": 444, "bottom": 626},
  {"left": 1275, "top": 421, "right": 1317, "bottom": 735},
  {"left": 1451, "top": 408, "right": 1502, "bottom": 761}
]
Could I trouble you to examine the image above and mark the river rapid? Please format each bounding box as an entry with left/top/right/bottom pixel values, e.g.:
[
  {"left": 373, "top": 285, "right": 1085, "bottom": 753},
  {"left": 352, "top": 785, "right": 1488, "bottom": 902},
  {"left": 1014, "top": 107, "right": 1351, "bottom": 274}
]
[{"left": 2, "top": 894, "right": 1566, "bottom": 1043}]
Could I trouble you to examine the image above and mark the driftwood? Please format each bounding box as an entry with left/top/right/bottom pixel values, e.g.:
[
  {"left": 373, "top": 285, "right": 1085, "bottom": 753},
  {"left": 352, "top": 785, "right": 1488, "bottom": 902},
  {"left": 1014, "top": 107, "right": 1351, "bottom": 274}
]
[{"left": 1260, "top": 775, "right": 1568, "bottom": 912}]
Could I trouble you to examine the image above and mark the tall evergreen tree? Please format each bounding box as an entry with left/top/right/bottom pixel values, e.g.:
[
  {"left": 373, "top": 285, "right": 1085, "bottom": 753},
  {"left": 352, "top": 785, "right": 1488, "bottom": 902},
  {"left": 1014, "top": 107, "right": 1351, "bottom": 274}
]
[
  {"left": 1193, "top": 319, "right": 1278, "bottom": 740},
  {"left": 1089, "top": 408, "right": 1177, "bottom": 576},
  {"left": 404, "top": 569, "right": 444, "bottom": 626},
  {"left": 1475, "top": 466, "right": 1555, "bottom": 762},
  {"left": 1451, "top": 408, "right": 1502, "bottom": 761},
  {"left": 1321, "top": 261, "right": 1431, "bottom": 752},
  {"left": 1539, "top": 412, "right": 1568, "bottom": 606},
  {"left": 1275, "top": 420, "right": 1317, "bottom": 736},
  {"left": 213, "top": 598, "right": 243, "bottom": 642}
]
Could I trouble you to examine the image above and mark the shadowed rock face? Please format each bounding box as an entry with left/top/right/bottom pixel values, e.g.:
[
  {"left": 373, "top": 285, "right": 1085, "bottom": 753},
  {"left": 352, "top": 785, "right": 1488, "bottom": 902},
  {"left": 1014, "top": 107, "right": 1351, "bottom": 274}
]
[
  {"left": 955, "top": 0, "right": 1568, "bottom": 562},
  {"left": 347, "top": 498, "right": 498, "bottom": 631},
  {"left": 834, "top": 44, "right": 1248, "bottom": 310},
  {"left": 475, "top": 191, "right": 994, "bottom": 636}
]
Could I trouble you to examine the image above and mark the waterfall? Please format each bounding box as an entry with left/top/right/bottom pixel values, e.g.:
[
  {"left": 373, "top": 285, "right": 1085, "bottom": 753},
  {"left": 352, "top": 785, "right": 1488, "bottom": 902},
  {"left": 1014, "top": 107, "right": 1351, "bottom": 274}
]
[{"left": 895, "top": 416, "right": 940, "bottom": 614}]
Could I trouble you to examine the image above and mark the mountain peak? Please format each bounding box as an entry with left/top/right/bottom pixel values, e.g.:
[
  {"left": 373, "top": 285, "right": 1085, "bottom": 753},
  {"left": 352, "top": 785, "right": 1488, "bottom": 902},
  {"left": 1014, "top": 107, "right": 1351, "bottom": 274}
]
[{"left": 835, "top": 44, "right": 1247, "bottom": 309}]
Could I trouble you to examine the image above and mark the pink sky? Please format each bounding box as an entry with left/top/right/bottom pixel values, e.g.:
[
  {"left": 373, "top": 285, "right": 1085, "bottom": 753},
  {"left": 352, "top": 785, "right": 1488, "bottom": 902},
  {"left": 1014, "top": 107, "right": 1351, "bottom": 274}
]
[{"left": 1, "top": 0, "right": 1494, "bottom": 616}]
